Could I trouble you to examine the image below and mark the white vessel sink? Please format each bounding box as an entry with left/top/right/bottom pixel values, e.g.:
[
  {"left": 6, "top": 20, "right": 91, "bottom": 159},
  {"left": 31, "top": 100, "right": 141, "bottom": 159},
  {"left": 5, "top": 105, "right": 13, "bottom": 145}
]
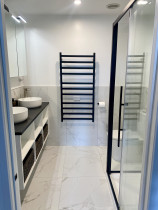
[
  {"left": 18, "top": 97, "right": 42, "bottom": 108},
  {"left": 13, "top": 107, "right": 28, "bottom": 124}
]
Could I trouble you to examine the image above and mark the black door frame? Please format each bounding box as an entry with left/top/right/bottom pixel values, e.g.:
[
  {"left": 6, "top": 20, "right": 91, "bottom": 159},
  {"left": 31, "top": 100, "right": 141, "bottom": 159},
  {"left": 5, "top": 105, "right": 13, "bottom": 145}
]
[{"left": 106, "top": 0, "right": 137, "bottom": 209}]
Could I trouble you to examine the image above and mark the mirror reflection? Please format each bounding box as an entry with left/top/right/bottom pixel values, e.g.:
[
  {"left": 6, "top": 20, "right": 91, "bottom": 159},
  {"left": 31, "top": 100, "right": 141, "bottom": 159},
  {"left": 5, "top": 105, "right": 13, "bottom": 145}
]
[
  {"left": 5, "top": 12, "right": 19, "bottom": 77},
  {"left": 5, "top": 10, "right": 27, "bottom": 77},
  {"left": 16, "top": 22, "right": 27, "bottom": 77}
]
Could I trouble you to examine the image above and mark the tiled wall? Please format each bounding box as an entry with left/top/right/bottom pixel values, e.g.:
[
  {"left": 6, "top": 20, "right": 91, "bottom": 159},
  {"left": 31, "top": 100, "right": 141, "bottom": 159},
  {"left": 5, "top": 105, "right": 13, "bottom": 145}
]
[
  {"left": 24, "top": 86, "right": 109, "bottom": 146},
  {"left": 11, "top": 85, "right": 147, "bottom": 146},
  {"left": 11, "top": 86, "right": 24, "bottom": 99},
  {"left": 113, "top": 86, "right": 148, "bottom": 131},
  {"left": 140, "top": 87, "right": 148, "bottom": 111}
]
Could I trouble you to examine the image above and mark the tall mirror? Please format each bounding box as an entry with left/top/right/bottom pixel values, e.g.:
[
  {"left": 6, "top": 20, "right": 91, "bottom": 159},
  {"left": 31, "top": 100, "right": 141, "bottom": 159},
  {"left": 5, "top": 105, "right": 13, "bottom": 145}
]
[
  {"left": 5, "top": 11, "right": 19, "bottom": 77},
  {"left": 16, "top": 22, "right": 27, "bottom": 77},
  {"left": 5, "top": 10, "right": 27, "bottom": 77}
]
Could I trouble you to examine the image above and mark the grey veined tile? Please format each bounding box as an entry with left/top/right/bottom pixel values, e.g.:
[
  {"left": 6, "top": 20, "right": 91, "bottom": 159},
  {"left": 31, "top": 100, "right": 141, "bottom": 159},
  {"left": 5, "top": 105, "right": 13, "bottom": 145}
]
[
  {"left": 63, "top": 147, "right": 105, "bottom": 178},
  {"left": 33, "top": 146, "right": 65, "bottom": 179},
  {"left": 66, "top": 121, "right": 98, "bottom": 146},
  {"left": 22, "top": 177, "right": 62, "bottom": 210},
  {"left": 59, "top": 177, "right": 116, "bottom": 210},
  {"left": 65, "top": 146, "right": 100, "bottom": 157}
]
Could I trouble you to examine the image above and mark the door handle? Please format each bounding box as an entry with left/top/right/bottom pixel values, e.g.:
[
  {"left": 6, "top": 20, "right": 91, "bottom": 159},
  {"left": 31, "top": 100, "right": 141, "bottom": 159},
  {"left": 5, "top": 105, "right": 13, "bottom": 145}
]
[
  {"left": 121, "top": 103, "right": 128, "bottom": 106},
  {"left": 118, "top": 86, "right": 124, "bottom": 147},
  {"left": 15, "top": 173, "right": 17, "bottom": 181}
]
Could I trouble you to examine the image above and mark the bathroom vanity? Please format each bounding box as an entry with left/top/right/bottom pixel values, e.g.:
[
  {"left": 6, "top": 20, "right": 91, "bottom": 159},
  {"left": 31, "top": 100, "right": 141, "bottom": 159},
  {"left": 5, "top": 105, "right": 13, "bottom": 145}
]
[{"left": 14, "top": 102, "right": 49, "bottom": 190}]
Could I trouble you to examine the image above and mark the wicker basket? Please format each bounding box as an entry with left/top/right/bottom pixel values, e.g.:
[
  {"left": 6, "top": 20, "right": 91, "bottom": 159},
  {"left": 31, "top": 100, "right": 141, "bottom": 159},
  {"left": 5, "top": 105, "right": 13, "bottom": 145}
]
[
  {"left": 23, "top": 148, "right": 34, "bottom": 182},
  {"left": 35, "top": 134, "right": 43, "bottom": 158},
  {"left": 43, "top": 124, "right": 48, "bottom": 141}
]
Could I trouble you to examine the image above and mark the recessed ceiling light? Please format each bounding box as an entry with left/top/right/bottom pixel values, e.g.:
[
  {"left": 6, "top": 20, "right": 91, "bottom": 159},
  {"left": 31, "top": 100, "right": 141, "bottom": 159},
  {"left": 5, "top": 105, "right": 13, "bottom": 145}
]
[
  {"left": 137, "top": 0, "right": 148, "bottom": 5},
  {"left": 74, "top": 0, "right": 82, "bottom": 5},
  {"left": 106, "top": 3, "right": 120, "bottom": 9},
  {"left": 18, "top": 16, "right": 27, "bottom": 23},
  {"left": 11, "top": 15, "right": 20, "bottom": 23}
]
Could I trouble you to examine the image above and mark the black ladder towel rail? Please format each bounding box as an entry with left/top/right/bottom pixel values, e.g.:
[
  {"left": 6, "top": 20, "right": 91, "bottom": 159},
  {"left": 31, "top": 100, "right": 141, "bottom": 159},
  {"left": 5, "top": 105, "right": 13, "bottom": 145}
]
[
  {"left": 124, "top": 53, "right": 145, "bottom": 121},
  {"left": 60, "top": 53, "right": 96, "bottom": 122},
  {"left": 117, "top": 54, "right": 145, "bottom": 147}
]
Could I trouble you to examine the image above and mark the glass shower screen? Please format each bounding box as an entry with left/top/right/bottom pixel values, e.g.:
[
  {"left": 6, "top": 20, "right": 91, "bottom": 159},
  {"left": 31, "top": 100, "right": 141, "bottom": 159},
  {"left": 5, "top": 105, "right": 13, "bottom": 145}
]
[
  {"left": 107, "top": 0, "right": 156, "bottom": 209},
  {"left": 110, "top": 11, "right": 129, "bottom": 200},
  {"left": 119, "top": 1, "right": 156, "bottom": 210}
]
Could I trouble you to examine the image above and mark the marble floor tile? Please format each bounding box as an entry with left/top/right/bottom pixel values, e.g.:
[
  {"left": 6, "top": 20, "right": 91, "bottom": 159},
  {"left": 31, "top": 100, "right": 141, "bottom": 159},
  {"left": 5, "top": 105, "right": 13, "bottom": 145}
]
[
  {"left": 98, "top": 146, "right": 107, "bottom": 157},
  {"left": 119, "top": 173, "right": 141, "bottom": 207},
  {"left": 100, "top": 155, "right": 107, "bottom": 174},
  {"left": 98, "top": 147, "right": 107, "bottom": 174},
  {"left": 22, "top": 177, "right": 62, "bottom": 210},
  {"left": 34, "top": 146, "right": 66, "bottom": 179},
  {"left": 63, "top": 147, "right": 105, "bottom": 178},
  {"left": 44, "top": 146, "right": 66, "bottom": 155},
  {"left": 111, "top": 159, "right": 120, "bottom": 171},
  {"left": 21, "top": 146, "right": 117, "bottom": 210},
  {"left": 111, "top": 158, "right": 141, "bottom": 172},
  {"left": 66, "top": 121, "right": 98, "bottom": 146},
  {"left": 65, "top": 146, "right": 100, "bottom": 157},
  {"left": 97, "top": 137, "right": 107, "bottom": 146},
  {"left": 110, "top": 174, "right": 120, "bottom": 199},
  {"left": 66, "top": 137, "right": 98, "bottom": 146},
  {"left": 59, "top": 177, "right": 115, "bottom": 210}
]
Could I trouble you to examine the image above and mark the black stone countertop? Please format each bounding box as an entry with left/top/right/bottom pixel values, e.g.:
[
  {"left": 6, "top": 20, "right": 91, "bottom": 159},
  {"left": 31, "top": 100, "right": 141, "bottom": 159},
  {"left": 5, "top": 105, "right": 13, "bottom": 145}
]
[{"left": 14, "top": 102, "right": 49, "bottom": 135}]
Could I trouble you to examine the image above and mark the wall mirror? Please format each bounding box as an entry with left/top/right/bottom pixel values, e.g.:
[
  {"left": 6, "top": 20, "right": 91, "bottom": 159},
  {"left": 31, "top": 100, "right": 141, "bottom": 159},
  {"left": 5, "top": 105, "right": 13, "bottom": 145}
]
[
  {"left": 5, "top": 11, "right": 27, "bottom": 77},
  {"left": 16, "top": 22, "right": 27, "bottom": 77},
  {"left": 5, "top": 11, "right": 19, "bottom": 77}
]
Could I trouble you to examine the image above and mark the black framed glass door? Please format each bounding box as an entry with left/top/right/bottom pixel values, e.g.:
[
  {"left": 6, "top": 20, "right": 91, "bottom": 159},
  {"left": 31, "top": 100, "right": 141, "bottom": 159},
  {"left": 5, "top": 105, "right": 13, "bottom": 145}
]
[
  {"left": 107, "top": 10, "right": 130, "bottom": 209},
  {"left": 107, "top": 0, "right": 156, "bottom": 209}
]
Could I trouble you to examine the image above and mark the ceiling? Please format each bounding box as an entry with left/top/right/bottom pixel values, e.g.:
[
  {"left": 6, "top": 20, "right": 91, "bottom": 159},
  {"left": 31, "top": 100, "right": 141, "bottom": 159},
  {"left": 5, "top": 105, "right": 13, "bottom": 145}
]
[{"left": 5, "top": 0, "right": 130, "bottom": 16}]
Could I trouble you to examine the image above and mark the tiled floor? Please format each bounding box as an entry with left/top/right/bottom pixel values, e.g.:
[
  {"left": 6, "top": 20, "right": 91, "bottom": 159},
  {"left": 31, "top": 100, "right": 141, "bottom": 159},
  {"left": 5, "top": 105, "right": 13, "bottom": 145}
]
[
  {"left": 111, "top": 173, "right": 141, "bottom": 209},
  {"left": 22, "top": 146, "right": 117, "bottom": 210}
]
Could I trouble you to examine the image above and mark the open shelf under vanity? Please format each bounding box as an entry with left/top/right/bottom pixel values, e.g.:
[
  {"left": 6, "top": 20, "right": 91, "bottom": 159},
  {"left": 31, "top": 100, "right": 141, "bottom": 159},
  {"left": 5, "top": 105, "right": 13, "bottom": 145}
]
[{"left": 14, "top": 102, "right": 49, "bottom": 190}]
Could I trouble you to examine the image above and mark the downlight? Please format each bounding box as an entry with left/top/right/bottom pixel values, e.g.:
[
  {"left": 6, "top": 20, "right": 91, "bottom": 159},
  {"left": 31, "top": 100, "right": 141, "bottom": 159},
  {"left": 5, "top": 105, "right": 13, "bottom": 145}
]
[
  {"left": 74, "top": 0, "right": 82, "bottom": 5},
  {"left": 137, "top": 0, "right": 148, "bottom": 5},
  {"left": 18, "top": 16, "right": 27, "bottom": 23},
  {"left": 11, "top": 15, "right": 20, "bottom": 23},
  {"left": 106, "top": 3, "right": 120, "bottom": 9}
]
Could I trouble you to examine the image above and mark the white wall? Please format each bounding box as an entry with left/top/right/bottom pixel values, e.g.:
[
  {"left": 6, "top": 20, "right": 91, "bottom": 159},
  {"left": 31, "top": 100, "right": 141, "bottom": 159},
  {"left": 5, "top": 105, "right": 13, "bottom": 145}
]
[
  {"left": 24, "top": 15, "right": 115, "bottom": 87},
  {"left": 22, "top": 15, "right": 115, "bottom": 146}
]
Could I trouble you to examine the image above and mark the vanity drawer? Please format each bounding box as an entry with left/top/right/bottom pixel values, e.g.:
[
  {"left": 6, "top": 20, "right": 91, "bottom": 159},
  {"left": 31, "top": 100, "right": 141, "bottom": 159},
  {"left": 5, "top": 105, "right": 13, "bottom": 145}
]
[
  {"left": 23, "top": 148, "right": 34, "bottom": 182},
  {"left": 35, "top": 134, "right": 43, "bottom": 158}
]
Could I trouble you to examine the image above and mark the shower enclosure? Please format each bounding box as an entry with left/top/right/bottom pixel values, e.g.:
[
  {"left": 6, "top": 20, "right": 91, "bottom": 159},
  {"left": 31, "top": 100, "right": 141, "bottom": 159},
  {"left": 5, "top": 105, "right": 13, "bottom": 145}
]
[{"left": 107, "top": 0, "right": 157, "bottom": 209}]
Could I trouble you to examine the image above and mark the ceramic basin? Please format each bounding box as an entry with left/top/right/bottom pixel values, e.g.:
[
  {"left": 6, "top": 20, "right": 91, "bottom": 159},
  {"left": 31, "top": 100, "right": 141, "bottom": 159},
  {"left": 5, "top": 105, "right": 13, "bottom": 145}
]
[
  {"left": 13, "top": 107, "right": 28, "bottom": 124},
  {"left": 18, "top": 97, "right": 42, "bottom": 108}
]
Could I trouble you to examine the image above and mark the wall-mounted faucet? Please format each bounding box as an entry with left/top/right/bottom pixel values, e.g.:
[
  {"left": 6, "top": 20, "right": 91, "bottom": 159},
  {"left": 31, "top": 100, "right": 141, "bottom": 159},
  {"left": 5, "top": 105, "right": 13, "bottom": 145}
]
[{"left": 24, "top": 88, "right": 30, "bottom": 97}]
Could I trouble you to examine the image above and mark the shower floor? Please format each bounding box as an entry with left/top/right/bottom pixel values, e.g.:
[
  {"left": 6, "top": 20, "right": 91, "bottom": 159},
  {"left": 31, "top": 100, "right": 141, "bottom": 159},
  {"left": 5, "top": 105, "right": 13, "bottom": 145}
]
[
  {"left": 21, "top": 146, "right": 117, "bottom": 210},
  {"left": 111, "top": 172, "right": 141, "bottom": 208}
]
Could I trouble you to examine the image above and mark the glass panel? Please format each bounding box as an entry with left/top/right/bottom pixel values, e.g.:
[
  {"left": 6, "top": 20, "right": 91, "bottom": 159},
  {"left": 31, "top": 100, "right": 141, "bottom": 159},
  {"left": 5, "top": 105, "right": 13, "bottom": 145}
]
[
  {"left": 119, "top": 1, "right": 156, "bottom": 209},
  {"left": 110, "top": 12, "right": 130, "bottom": 198},
  {"left": 15, "top": 23, "right": 27, "bottom": 76},
  {"left": 5, "top": 12, "right": 19, "bottom": 77}
]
